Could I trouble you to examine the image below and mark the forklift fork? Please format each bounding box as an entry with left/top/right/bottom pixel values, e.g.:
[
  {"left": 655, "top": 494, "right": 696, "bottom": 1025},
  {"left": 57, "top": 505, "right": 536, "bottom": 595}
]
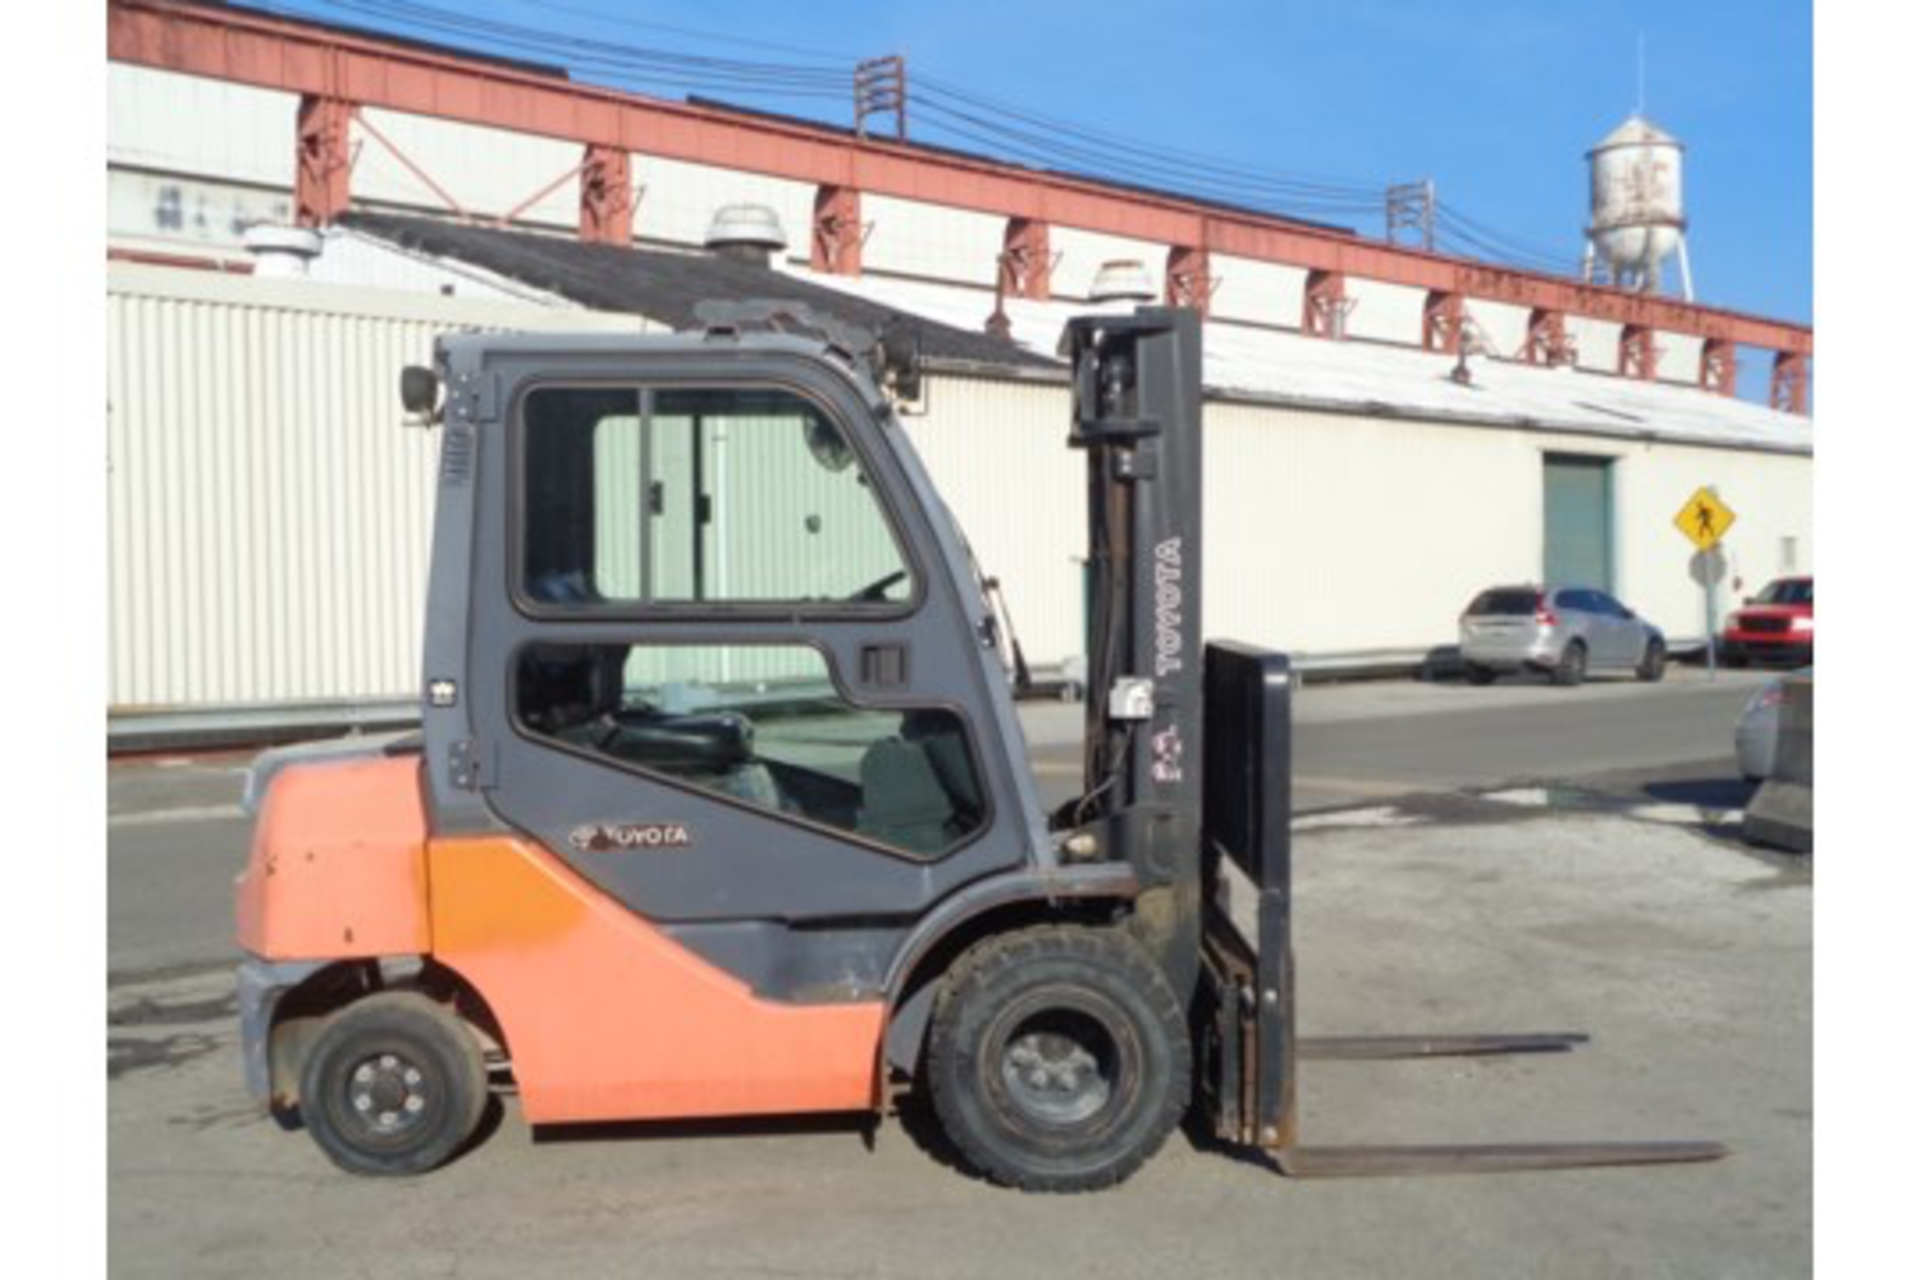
[{"left": 1197, "top": 641, "right": 1726, "bottom": 1178}]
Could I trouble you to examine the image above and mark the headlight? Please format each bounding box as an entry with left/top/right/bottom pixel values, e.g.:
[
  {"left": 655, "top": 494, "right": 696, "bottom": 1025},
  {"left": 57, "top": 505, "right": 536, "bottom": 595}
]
[{"left": 1790, "top": 616, "right": 1814, "bottom": 632}]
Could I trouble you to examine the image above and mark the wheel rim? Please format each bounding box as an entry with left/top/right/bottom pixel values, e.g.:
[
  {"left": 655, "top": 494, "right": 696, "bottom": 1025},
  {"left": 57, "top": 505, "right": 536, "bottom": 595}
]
[
  {"left": 1566, "top": 646, "right": 1586, "bottom": 678},
  {"left": 344, "top": 1050, "right": 434, "bottom": 1139},
  {"left": 994, "top": 1007, "right": 1122, "bottom": 1128}
]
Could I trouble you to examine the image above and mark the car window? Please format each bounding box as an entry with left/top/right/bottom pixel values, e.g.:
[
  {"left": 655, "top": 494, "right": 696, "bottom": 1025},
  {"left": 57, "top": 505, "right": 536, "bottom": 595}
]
[
  {"left": 1556, "top": 589, "right": 1594, "bottom": 614},
  {"left": 1590, "top": 592, "right": 1627, "bottom": 618}
]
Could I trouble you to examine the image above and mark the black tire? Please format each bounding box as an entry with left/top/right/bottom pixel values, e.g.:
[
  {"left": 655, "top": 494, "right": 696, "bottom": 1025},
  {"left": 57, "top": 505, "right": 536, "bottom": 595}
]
[
  {"left": 1552, "top": 640, "right": 1588, "bottom": 687},
  {"left": 1466, "top": 664, "right": 1498, "bottom": 686},
  {"left": 298, "top": 992, "right": 489, "bottom": 1176},
  {"left": 926, "top": 925, "right": 1190, "bottom": 1193},
  {"left": 1636, "top": 639, "right": 1667, "bottom": 683}
]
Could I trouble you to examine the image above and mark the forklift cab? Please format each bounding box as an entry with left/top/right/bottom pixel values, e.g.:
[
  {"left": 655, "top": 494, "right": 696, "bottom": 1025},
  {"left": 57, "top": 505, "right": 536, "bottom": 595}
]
[{"left": 420, "top": 330, "right": 1064, "bottom": 964}]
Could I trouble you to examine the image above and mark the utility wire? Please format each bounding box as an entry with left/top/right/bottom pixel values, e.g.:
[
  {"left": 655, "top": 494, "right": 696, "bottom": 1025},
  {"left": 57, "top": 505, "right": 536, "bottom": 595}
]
[{"left": 253, "top": 0, "right": 1580, "bottom": 276}]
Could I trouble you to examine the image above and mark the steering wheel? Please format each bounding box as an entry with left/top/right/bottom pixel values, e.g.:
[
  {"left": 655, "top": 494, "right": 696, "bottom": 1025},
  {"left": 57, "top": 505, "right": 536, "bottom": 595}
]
[{"left": 845, "top": 570, "right": 908, "bottom": 603}]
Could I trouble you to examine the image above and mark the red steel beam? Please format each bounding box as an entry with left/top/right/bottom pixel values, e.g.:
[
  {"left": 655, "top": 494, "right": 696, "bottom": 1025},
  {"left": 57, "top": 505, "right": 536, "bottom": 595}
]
[
  {"left": 294, "top": 94, "right": 353, "bottom": 226},
  {"left": 812, "top": 185, "right": 862, "bottom": 276},
  {"left": 1699, "top": 338, "right": 1737, "bottom": 397},
  {"left": 1520, "top": 307, "right": 1573, "bottom": 366},
  {"left": 1165, "top": 245, "right": 1211, "bottom": 315},
  {"left": 578, "top": 143, "right": 631, "bottom": 244},
  {"left": 1000, "top": 217, "right": 1050, "bottom": 301},
  {"left": 109, "top": 0, "right": 1812, "bottom": 360},
  {"left": 1771, "top": 351, "right": 1810, "bottom": 416},
  {"left": 1302, "top": 270, "right": 1347, "bottom": 339},
  {"left": 1619, "top": 325, "right": 1657, "bottom": 381},
  {"left": 1421, "top": 289, "right": 1463, "bottom": 354}
]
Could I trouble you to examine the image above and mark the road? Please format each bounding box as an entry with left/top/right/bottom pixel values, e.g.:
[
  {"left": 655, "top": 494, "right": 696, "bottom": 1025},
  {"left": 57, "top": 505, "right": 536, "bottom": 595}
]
[
  {"left": 107, "top": 667, "right": 1769, "bottom": 975},
  {"left": 107, "top": 668, "right": 1806, "bottom": 1279}
]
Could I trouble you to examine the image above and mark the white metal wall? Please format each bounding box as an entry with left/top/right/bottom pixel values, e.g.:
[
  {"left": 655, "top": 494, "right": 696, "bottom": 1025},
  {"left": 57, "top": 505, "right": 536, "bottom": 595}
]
[
  {"left": 1209, "top": 255, "right": 1308, "bottom": 328},
  {"left": 108, "top": 64, "right": 296, "bottom": 189},
  {"left": 106, "top": 266, "right": 649, "bottom": 716},
  {"left": 909, "top": 378, "right": 1811, "bottom": 667},
  {"left": 629, "top": 154, "right": 816, "bottom": 257},
  {"left": 1342, "top": 278, "right": 1427, "bottom": 344},
  {"left": 353, "top": 108, "right": 581, "bottom": 228},
  {"left": 105, "top": 274, "right": 1811, "bottom": 722},
  {"left": 904, "top": 377, "right": 1089, "bottom": 666},
  {"left": 1049, "top": 228, "right": 1168, "bottom": 301},
  {"left": 862, "top": 195, "right": 1002, "bottom": 287}
]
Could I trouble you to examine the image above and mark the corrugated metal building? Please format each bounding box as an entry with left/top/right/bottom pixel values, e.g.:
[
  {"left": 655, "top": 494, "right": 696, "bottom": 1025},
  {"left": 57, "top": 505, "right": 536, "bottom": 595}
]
[{"left": 104, "top": 2, "right": 1813, "bottom": 741}]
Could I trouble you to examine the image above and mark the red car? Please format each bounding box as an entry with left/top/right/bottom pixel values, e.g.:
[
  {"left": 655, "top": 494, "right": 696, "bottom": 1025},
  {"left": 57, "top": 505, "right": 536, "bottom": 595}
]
[{"left": 1721, "top": 575, "right": 1813, "bottom": 666}]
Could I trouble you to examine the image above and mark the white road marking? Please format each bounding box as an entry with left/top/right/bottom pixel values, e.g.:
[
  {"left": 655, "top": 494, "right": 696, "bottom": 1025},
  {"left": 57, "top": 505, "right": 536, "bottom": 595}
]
[{"left": 109, "top": 804, "right": 245, "bottom": 827}]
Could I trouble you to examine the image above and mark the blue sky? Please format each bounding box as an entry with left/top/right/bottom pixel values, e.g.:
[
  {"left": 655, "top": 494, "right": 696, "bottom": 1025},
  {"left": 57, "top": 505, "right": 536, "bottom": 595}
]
[{"left": 262, "top": 1, "right": 1811, "bottom": 330}]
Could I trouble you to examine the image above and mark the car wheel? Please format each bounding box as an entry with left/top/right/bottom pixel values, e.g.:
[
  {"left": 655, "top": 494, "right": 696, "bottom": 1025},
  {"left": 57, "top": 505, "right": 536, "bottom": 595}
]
[
  {"left": 927, "top": 925, "right": 1190, "bottom": 1193},
  {"left": 297, "top": 992, "right": 490, "bottom": 1177},
  {"left": 1636, "top": 639, "right": 1667, "bottom": 683},
  {"left": 1466, "top": 664, "right": 1497, "bottom": 686},
  {"left": 1552, "top": 641, "right": 1587, "bottom": 687}
]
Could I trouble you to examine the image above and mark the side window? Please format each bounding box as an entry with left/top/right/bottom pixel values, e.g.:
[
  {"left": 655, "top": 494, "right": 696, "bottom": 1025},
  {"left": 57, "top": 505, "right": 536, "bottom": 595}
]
[
  {"left": 514, "top": 642, "right": 986, "bottom": 858},
  {"left": 521, "top": 386, "right": 912, "bottom": 608}
]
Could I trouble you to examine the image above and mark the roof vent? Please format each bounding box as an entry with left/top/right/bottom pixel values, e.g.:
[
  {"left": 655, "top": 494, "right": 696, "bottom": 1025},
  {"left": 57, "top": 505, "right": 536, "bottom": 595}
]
[
  {"left": 1088, "top": 259, "right": 1155, "bottom": 304},
  {"left": 243, "top": 224, "right": 323, "bottom": 279},
  {"left": 704, "top": 204, "right": 788, "bottom": 267}
]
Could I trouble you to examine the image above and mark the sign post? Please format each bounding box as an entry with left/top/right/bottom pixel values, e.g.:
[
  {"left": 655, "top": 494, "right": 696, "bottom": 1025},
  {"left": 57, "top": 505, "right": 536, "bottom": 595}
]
[{"left": 1673, "top": 487, "right": 1737, "bottom": 678}]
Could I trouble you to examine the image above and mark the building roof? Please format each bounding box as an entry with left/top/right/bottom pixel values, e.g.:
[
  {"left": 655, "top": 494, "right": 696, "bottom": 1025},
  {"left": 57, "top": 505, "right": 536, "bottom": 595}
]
[
  {"left": 804, "top": 271, "right": 1814, "bottom": 455},
  {"left": 339, "top": 211, "right": 1809, "bottom": 456},
  {"left": 340, "top": 212, "right": 1056, "bottom": 372}
]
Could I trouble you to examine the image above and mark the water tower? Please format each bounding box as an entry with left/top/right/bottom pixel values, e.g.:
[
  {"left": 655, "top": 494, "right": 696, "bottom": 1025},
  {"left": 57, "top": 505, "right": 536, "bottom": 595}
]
[{"left": 1583, "top": 114, "right": 1693, "bottom": 300}]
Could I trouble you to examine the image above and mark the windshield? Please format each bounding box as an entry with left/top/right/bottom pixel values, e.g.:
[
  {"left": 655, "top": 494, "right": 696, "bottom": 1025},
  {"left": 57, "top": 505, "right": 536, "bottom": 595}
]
[{"left": 1756, "top": 579, "right": 1813, "bottom": 606}]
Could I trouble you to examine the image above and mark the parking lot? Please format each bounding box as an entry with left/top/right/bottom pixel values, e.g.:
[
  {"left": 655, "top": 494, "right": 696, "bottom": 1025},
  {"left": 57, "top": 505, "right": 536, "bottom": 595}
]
[{"left": 108, "top": 669, "right": 1809, "bottom": 1279}]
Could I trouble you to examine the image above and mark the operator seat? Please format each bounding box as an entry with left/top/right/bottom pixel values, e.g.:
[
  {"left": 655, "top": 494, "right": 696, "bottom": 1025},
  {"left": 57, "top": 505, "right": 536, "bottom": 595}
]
[{"left": 856, "top": 738, "right": 955, "bottom": 855}]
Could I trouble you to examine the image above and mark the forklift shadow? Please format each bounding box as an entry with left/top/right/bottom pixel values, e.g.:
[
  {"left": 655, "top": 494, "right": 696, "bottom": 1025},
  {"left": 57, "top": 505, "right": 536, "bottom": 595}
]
[
  {"left": 524, "top": 1104, "right": 874, "bottom": 1151},
  {"left": 891, "top": 1084, "right": 1282, "bottom": 1182}
]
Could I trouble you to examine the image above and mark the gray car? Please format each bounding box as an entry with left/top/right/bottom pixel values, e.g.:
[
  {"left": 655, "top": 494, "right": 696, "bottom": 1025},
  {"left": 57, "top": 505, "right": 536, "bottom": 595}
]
[{"left": 1459, "top": 585, "right": 1667, "bottom": 686}]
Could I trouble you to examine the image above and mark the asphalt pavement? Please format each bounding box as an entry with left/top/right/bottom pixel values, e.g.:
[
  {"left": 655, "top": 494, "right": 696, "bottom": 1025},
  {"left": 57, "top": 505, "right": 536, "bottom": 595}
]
[{"left": 106, "top": 667, "right": 1806, "bottom": 1279}]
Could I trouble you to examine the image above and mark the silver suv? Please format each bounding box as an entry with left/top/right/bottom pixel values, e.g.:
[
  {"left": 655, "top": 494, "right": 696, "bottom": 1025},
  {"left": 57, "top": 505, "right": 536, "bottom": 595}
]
[{"left": 1459, "top": 585, "right": 1667, "bottom": 686}]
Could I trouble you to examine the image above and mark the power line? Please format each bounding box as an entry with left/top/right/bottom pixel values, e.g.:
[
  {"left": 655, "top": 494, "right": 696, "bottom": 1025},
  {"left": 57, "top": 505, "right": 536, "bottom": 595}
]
[{"left": 251, "top": 0, "right": 1581, "bottom": 277}]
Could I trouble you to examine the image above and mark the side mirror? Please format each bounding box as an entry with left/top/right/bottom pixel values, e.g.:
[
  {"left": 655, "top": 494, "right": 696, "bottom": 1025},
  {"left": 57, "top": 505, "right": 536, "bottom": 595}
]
[{"left": 400, "top": 365, "right": 442, "bottom": 427}]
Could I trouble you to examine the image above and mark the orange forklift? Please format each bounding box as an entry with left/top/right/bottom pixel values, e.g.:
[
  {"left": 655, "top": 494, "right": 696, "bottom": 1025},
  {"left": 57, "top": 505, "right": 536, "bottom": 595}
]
[{"left": 235, "top": 305, "right": 1721, "bottom": 1190}]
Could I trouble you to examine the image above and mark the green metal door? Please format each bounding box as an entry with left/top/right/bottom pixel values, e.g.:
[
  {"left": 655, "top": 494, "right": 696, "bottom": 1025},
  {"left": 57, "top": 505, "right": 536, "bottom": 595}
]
[{"left": 1543, "top": 454, "right": 1614, "bottom": 590}]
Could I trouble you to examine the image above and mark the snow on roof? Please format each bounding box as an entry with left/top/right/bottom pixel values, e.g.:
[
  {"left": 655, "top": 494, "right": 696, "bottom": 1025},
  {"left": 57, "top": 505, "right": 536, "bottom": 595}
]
[{"left": 793, "top": 267, "right": 1812, "bottom": 456}]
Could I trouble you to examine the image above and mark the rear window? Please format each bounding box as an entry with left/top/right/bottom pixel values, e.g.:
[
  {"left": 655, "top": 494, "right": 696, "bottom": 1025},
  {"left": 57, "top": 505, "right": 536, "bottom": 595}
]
[{"left": 1468, "top": 589, "right": 1539, "bottom": 616}]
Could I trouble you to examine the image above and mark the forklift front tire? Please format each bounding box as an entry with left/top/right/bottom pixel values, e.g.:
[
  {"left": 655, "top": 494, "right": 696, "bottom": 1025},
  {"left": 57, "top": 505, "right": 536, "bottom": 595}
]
[
  {"left": 297, "top": 992, "right": 490, "bottom": 1177},
  {"left": 927, "top": 926, "right": 1190, "bottom": 1193}
]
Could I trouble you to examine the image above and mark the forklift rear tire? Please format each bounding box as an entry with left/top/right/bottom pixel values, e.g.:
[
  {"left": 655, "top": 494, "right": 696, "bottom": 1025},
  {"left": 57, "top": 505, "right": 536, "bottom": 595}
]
[
  {"left": 298, "top": 992, "right": 490, "bottom": 1177},
  {"left": 927, "top": 926, "right": 1190, "bottom": 1193}
]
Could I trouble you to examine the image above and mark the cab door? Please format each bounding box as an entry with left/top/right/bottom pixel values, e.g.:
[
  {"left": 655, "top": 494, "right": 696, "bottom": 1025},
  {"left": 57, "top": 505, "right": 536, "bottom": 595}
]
[{"left": 450, "top": 348, "right": 1038, "bottom": 1001}]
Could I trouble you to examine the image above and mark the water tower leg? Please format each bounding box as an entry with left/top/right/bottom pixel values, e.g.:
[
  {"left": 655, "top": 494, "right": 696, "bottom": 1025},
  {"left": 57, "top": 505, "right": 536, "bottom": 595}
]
[{"left": 1676, "top": 235, "right": 1695, "bottom": 302}]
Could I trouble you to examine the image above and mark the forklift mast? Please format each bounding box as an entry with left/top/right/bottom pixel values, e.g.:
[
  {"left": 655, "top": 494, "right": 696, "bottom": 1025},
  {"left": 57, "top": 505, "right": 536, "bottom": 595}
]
[{"left": 1063, "top": 309, "right": 1207, "bottom": 991}]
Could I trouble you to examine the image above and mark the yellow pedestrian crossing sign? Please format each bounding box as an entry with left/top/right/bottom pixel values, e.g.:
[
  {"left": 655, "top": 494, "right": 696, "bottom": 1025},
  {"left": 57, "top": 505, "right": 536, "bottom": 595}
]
[{"left": 1674, "top": 487, "right": 1736, "bottom": 551}]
